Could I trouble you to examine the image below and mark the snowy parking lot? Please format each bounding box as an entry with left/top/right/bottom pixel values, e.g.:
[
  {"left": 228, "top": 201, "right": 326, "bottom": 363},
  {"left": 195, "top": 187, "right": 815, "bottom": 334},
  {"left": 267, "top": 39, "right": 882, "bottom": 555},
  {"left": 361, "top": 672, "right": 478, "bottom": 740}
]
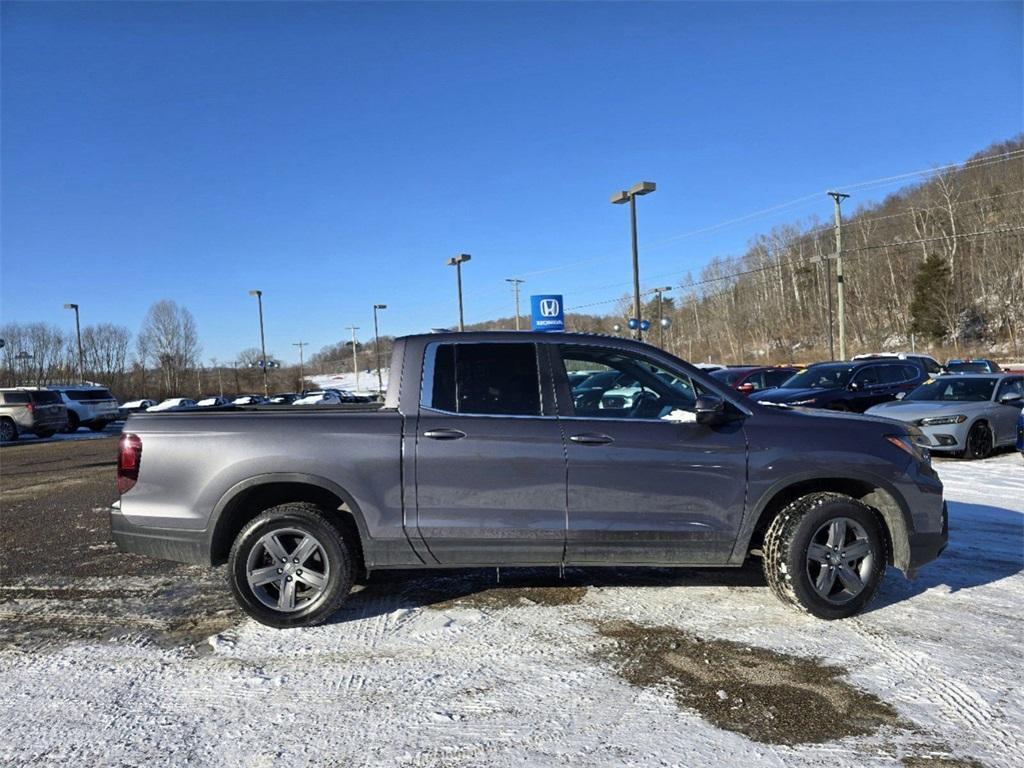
[{"left": 1, "top": 450, "right": 1021, "bottom": 767}]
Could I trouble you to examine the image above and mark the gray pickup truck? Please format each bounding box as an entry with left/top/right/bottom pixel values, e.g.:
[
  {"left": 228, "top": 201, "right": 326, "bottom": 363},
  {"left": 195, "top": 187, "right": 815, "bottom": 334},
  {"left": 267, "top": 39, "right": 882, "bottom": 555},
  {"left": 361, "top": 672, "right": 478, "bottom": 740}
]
[{"left": 112, "top": 332, "right": 947, "bottom": 627}]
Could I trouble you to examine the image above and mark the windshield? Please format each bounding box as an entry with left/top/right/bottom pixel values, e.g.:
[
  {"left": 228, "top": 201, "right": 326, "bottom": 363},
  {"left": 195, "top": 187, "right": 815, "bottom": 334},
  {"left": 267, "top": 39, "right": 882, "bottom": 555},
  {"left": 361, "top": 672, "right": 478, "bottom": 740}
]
[
  {"left": 777, "top": 364, "right": 856, "bottom": 389},
  {"left": 946, "top": 361, "right": 991, "bottom": 373},
  {"left": 905, "top": 377, "right": 996, "bottom": 402}
]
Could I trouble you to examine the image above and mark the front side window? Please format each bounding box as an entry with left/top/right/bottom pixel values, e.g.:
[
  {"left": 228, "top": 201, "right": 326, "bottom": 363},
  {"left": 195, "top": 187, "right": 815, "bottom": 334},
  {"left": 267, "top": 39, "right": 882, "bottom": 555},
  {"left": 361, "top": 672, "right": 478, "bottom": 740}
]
[
  {"left": 905, "top": 377, "right": 996, "bottom": 402},
  {"left": 997, "top": 377, "right": 1024, "bottom": 400},
  {"left": 425, "top": 343, "right": 541, "bottom": 416},
  {"left": 557, "top": 344, "right": 702, "bottom": 419},
  {"left": 851, "top": 366, "right": 882, "bottom": 388},
  {"left": 780, "top": 364, "right": 856, "bottom": 390}
]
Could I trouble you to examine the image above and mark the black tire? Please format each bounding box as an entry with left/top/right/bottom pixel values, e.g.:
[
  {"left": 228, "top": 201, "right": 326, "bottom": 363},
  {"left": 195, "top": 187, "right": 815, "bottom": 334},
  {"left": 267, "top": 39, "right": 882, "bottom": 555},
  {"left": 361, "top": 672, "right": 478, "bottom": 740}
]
[
  {"left": 63, "top": 412, "right": 80, "bottom": 433},
  {"left": 88, "top": 421, "right": 109, "bottom": 433},
  {"left": 961, "top": 421, "right": 993, "bottom": 460},
  {"left": 34, "top": 429, "right": 57, "bottom": 438},
  {"left": 228, "top": 502, "right": 355, "bottom": 628},
  {"left": 1, "top": 418, "right": 17, "bottom": 442},
  {"left": 763, "top": 492, "right": 886, "bottom": 620}
]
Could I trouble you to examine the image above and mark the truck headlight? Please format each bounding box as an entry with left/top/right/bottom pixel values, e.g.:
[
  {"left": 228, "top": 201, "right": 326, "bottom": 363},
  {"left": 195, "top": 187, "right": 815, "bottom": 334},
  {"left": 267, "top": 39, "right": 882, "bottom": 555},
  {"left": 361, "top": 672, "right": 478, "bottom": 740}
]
[{"left": 918, "top": 414, "right": 967, "bottom": 426}]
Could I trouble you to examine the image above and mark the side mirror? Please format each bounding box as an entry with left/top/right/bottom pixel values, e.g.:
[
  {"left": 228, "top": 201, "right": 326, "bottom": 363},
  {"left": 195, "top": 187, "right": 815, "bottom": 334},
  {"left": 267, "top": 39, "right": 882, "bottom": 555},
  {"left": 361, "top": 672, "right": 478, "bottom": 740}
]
[
  {"left": 895, "top": 392, "right": 906, "bottom": 400},
  {"left": 695, "top": 393, "right": 725, "bottom": 425},
  {"left": 999, "top": 392, "right": 1022, "bottom": 404},
  {"left": 848, "top": 381, "right": 859, "bottom": 391},
  {"left": 737, "top": 383, "right": 755, "bottom": 394}
]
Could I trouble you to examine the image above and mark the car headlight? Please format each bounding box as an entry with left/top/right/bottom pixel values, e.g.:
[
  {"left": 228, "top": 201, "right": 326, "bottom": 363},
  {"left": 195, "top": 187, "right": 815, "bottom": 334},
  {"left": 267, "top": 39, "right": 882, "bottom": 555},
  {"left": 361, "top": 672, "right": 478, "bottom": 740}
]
[
  {"left": 918, "top": 414, "right": 967, "bottom": 426},
  {"left": 790, "top": 398, "right": 818, "bottom": 405},
  {"left": 886, "top": 433, "right": 931, "bottom": 464}
]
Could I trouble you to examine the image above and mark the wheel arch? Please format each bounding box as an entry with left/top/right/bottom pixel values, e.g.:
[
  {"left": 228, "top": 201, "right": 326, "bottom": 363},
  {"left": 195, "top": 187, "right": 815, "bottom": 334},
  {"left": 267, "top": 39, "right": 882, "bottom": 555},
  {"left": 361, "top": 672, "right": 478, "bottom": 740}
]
[
  {"left": 741, "top": 474, "right": 912, "bottom": 573},
  {"left": 208, "top": 473, "right": 369, "bottom": 571}
]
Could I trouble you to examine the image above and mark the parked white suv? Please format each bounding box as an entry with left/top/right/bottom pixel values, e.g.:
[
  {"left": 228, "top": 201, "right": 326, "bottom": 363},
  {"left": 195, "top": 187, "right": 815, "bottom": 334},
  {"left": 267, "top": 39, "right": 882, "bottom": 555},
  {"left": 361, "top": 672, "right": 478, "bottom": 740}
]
[{"left": 50, "top": 385, "right": 120, "bottom": 432}]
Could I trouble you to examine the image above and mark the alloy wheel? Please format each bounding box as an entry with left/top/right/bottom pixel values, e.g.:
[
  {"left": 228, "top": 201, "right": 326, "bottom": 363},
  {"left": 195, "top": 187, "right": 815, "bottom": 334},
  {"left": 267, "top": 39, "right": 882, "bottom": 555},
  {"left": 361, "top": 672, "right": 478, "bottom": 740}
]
[
  {"left": 245, "top": 527, "right": 331, "bottom": 613},
  {"left": 805, "top": 517, "right": 875, "bottom": 604}
]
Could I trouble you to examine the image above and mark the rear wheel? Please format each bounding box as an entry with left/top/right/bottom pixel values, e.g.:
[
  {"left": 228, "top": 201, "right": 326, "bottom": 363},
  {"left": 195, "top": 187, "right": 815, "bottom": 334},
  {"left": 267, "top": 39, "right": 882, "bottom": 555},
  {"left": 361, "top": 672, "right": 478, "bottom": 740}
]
[
  {"left": 961, "top": 421, "right": 993, "bottom": 460},
  {"left": 63, "top": 412, "right": 80, "bottom": 433},
  {"left": 763, "top": 492, "right": 885, "bottom": 619},
  {"left": 1, "top": 418, "right": 17, "bottom": 442},
  {"left": 34, "top": 429, "right": 57, "bottom": 438},
  {"left": 88, "top": 421, "right": 109, "bottom": 433},
  {"left": 228, "top": 502, "right": 355, "bottom": 628}
]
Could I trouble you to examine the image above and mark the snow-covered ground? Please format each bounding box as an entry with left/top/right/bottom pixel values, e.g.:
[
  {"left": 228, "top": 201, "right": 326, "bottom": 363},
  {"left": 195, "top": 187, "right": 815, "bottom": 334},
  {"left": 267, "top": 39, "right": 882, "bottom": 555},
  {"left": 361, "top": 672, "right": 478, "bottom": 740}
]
[{"left": 2, "top": 454, "right": 1022, "bottom": 767}]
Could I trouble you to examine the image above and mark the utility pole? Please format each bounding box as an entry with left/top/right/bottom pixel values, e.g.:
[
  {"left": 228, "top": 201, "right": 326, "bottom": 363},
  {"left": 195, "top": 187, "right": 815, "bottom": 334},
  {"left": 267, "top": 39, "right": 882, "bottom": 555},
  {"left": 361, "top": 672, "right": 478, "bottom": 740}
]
[
  {"left": 196, "top": 365, "right": 202, "bottom": 397},
  {"left": 653, "top": 286, "right": 672, "bottom": 348},
  {"left": 372, "top": 304, "right": 386, "bottom": 395},
  {"left": 346, "top": 326, "right": 360, "bottom": 392},
  {"left": 828, "top": 191, "right": 850, "bottom": 359},
  {"left": 505, "top": 278, "right": 525, "bottom": 330},
  {"left": 611, "top": 182, "right": 656, "bottom": 341},
  {"left": 292, "top": 342, "right": 308, "bottom": 391},
  {"left": 63, "top": 303, "right": 85, "bottom": 382},
  {"left": 248, "top": 290, "right": 269, "bottom": 396},
  {"left": 447, "top": 254, "right": 471, "bottom": 331}
]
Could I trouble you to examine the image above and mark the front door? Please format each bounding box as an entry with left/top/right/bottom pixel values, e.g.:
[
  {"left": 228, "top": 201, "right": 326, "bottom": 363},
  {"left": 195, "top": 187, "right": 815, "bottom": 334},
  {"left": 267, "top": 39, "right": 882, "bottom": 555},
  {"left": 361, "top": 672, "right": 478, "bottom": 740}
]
[
  {"left": 551, "top": 343, "right": 748, "bottom": 565},
  {"left": 414, "top": 341, "right": 567, "bottom": 564}
]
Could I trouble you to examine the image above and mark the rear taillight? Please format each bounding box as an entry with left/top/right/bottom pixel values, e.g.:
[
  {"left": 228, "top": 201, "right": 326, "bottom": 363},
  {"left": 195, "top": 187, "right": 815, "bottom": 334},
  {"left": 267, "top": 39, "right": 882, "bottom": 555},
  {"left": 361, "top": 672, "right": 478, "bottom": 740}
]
[
  {"left": 26, "top": 403, "right": 34, "bottom": 413},
  {"left": 117, "top": 433, "right": 142, "bottom": 495}
]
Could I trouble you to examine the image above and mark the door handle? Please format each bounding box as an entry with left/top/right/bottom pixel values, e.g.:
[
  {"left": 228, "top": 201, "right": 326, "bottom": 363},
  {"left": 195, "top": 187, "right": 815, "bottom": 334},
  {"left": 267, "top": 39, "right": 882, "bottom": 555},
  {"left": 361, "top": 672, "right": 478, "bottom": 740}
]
[
  {"left": 423, "top": 428, "right": 467, "bottom": 440},
  {"left": 569, "top": 433, "right": 614, "bottom": 445}
]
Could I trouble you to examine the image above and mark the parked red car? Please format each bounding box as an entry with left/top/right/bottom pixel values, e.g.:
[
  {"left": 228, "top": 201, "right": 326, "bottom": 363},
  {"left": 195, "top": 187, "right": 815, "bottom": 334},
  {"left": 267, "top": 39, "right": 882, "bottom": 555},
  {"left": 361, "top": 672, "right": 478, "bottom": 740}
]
[{"left": 709, "top": 365, "right": 800, "bottom": 395}]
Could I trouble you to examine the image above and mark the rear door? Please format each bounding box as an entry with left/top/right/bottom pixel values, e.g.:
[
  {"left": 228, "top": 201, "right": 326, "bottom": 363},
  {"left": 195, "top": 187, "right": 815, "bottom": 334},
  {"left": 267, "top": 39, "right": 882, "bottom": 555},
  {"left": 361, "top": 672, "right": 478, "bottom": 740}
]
[
  {"left": 551, "top": 342, "right": 748, "bottom": 565},
  {"left": 994, "top": 377, "right": 1024, "bottom": 444},
  {"left": 413, "top": 341, "right": 567, "bottom": 564}
]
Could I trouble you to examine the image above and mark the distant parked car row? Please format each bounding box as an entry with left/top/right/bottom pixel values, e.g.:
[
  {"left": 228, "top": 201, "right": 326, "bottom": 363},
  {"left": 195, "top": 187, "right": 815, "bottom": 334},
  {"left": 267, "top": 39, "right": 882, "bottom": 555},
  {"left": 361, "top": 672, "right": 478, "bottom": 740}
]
[{"left": 1, "top": 384, "right": 119, "bottom": 441}]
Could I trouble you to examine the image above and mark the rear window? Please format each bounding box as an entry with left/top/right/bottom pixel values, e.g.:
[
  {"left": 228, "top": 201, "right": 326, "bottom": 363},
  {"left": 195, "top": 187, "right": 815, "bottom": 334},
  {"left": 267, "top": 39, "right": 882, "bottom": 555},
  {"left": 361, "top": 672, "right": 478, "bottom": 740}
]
[
  {"left": 426, "top": 343, "right": 541, "bottom": 416},
  {"left": 2, "top": 391, "right": 31, "bottom": 404},
  {"left": 64, "top": 389, "right": 115, "bottom": 401},
  {"left": 30, "top": 391, "right": 62, "bottom": 405}
]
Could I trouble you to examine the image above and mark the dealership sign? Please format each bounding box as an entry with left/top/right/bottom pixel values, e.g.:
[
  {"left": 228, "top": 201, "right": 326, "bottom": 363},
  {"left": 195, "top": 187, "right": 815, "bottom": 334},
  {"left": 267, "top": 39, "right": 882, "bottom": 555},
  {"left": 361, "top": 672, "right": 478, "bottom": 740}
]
[{"left": 530, "top": 294, "right": 565, "bottom": 332}]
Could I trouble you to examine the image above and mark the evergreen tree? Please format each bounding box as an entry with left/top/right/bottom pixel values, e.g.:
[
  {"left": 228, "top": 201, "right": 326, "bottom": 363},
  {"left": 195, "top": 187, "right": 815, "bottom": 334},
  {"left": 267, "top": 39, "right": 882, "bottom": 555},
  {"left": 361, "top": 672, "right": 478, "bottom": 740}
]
[{"left": 909, "top": 253, "right": 952, "bottom": 342}]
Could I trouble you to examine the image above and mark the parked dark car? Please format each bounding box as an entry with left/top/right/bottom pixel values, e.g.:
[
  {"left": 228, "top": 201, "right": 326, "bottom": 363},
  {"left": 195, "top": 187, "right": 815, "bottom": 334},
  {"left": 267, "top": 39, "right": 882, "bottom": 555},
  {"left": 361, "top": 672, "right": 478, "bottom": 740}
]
[
  {"left": 946, "top": 358, "right": 1002, "bottom": 374},
  {"left": 755, "top": 359, "right": 926, "bottom": 412},
  {"left": 853, "top": 352, "right": 944, "bottom": 375},
  {"left": 113, "top": 332, "right": 946, "bottom": 628},
  {"left": 710, "top": 365, "right": 799, "bottom": 395},
  {"left": 1017, "top": 410, "right": 1024, "bottom": 457},
  {"left": 268, "top": 393, "right": 301, "bottom": 404},
  {"left": 119, "top": 399, "right": 157, "bottom": 418}
]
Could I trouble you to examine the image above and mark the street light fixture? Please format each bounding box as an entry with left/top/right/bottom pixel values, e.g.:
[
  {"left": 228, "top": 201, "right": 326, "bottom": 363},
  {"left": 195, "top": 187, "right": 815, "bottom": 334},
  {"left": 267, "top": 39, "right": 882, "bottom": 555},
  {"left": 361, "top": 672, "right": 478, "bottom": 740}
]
[
  {"left": 248, "top": 290, "right": 269, "bottom": 396},
  {"left": 373, "top": 304, "right": 387, "bottom": 395},
  {"left": 63, "top": 303, "right": 85, "bottom": 381},
  {"left": 446, "top": 253, "right": 471, "bottom": 332},
  {"left": 652, "top": 286, "right": 672, "bottom": 348},
  {"left": 610, "top": 181, "right": 656, "bottom": 341}
]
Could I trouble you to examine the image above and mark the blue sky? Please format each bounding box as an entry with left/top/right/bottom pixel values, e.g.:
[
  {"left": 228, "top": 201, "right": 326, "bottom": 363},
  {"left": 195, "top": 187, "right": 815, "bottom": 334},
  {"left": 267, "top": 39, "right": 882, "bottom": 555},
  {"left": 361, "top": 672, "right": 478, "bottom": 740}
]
[{"left": 2, "top": 1, "right": 1021, "bottom": 364}]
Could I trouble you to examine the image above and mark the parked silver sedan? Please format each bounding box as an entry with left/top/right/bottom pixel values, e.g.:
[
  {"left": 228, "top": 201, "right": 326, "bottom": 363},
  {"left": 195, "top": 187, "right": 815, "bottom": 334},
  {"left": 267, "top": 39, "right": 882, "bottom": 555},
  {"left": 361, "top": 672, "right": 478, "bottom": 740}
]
[{"left": 867, "top": 374, "right": 1024, "bottom": 459}]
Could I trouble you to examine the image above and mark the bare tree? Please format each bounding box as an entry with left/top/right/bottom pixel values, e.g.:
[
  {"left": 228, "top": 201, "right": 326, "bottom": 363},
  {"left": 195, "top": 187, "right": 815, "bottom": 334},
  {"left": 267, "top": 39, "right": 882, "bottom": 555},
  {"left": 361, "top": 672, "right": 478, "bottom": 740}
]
[{"left": 138, "top": 300, "right": 201, "bottom": 395}]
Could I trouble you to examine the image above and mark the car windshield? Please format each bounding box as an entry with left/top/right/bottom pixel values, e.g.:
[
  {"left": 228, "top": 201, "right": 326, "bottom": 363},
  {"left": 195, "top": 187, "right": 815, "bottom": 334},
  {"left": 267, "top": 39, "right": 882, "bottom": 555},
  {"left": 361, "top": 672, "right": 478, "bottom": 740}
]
[
  {"left": 777, "top": 364, "right": 856, "bottom": 389},
  {"left": 710, "top": 368, "right": 750, "bottom": 386},
  {"left": 905, "top": 377, "right": 996, "bottom": 402},
  {"left": 946, "top": 361, "right": 991, "bottom": 373}
]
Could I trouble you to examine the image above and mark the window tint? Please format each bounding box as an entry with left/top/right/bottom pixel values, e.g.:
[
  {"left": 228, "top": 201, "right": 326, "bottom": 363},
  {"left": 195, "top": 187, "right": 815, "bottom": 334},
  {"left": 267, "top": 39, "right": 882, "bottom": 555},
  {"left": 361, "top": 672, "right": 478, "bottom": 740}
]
[
  {"left": 558, "top": 344, "right": 702, "bottom": 419},
  {"left": 30, "top": 391, "right": 62, "bottom": 405},
  {"left": 743, "top": 371, "right": 767, "bottom": 391},
  {"left": 65, "top": 389, "right": 114, "bottom": 401},
  {"left": 921, "top": 358, "right": 943, "bottom": 374},
  {"left": 877, "top": 365, "right": 906, "bottom": 385},
  {"left": 2, "top": 392, "right": 31, "bottom": 404},
  {"left": 764, "top": 369, "right": 794, "bottom": 388},
  {"left": 852, "top": 366, "right": 881, "bottom": 387},
  {"left": 997, "top": 378, "right": 1024, "bottom": 399},
  {"left": 427, "top": 343, "right": 541, "bottom": 416}
]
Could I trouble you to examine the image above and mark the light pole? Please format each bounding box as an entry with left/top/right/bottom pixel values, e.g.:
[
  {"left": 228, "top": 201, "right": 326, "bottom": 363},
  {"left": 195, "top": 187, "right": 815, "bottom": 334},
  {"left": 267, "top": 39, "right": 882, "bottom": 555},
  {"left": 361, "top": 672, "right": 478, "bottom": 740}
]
[
  {"left": 652, "top": 286, "right": 672, "bottom": 348},
  {"left": 63, "top": 303, "right": 85, "bottom": 381},
  {"left": 610, "top": 181, "right": 656, "bottom": 340},
  {"left": 292, "top": 342, "right": 308, "bottom": 391},
  {"left": 346, "top": 325, "right": 361, "bottom": 392},
  {"left": 373, "top": 304, "right": 386, "bottom": 394},
  {"left": 446, "top": 253, "right": 471, "bottom": 331},
  {"left": 248, "top": 290, "right": 269, "bottom": 396},
  {"left": 827, "top": 191, "right": 850, "bottom": 359},
  {"left": 505, "top": 278, "right": 524, "bottom": 330}
]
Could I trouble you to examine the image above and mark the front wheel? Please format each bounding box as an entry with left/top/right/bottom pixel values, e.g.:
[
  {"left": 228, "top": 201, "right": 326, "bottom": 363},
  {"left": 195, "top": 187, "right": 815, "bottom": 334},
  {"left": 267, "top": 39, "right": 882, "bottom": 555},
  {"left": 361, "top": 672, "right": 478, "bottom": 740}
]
[
  {"left": 228, "top": 502, "right": 355, "bottom": 628},
  {"left": 961, "top": 421, "right": 992, "bottom": 460},
  {"left": 763, "top": 492, "right": 885, "bottom": 619}
]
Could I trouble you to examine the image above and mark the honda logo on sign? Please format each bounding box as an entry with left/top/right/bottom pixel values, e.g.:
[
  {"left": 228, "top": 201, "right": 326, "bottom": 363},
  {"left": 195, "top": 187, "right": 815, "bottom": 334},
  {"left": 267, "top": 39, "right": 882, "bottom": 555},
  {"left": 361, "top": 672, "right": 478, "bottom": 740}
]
[{"left": 530, "top": 294, "right": 565, "bottom": 332}]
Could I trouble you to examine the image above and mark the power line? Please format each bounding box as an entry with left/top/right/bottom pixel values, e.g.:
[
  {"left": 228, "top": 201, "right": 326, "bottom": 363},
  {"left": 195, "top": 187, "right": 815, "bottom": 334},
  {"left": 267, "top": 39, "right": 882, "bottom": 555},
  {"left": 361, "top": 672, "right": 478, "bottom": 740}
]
[{"left": 566, "top": 226, "right": 1024, "bottom": 312}]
